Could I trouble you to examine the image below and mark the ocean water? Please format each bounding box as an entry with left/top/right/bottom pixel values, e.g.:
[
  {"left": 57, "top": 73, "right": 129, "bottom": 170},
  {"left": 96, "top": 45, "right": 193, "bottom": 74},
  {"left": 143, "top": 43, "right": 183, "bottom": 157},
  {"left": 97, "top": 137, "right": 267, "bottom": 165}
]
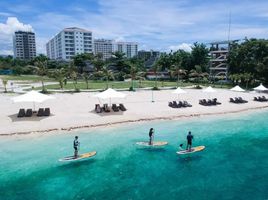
[{"left": 1, "top": 110, "right": 268, "bottom": 200}]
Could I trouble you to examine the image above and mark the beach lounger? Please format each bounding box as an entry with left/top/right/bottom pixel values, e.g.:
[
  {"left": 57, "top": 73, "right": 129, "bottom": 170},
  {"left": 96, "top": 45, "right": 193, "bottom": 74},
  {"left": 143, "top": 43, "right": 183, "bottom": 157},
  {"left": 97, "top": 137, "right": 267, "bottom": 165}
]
[
  {"left": 178, "top": 101, "right": 184, "bottom": 108},
  {"left": 254, "top": 97, "right": 258, "bottom": 101},
  {"left": 230, "top": 98, "right": 235, "bottom": 103},
  {"left": 262, "top": 96, "right": 268, "bottom": 102},
  {"left": 37, "top": 108, "right": 45, "bottom": 117},
  {"left": 44, "top": 108, "right": 50, "bottom": 116},
  {"left": 119, "top": 103, "right": 127, "bottom": 111},
  {"left": 95, "top": 104, "right": 102, "bottom": 113},
  {"left": 238, "top": 97, "right": 248, "bottom": 103},
  {"left": 103, "top": 104, "right": 110, "bottom": 112},
  {"left": 173, "top": 101, "right": 179, "bottom": 108},
  {"left": 168, "top": 102, "right": 173, "bottom": 108},
  {"left": 207, "top": 99, "right": 213, "bottom": 106},
  {"left": 112, "top": 104, "right": 120, "bottom": 112},
  {"left": 213, "top": 98, "right": 221, "bottom": 105},
  {"left": 25, "top": 109, "right": 33, "bottom": 117},
  {"left": 17, "top": 108, "right": 26, "bottom": 118},
  {"left": 235, "top": 97, "right": 241, "bottom": 103},
  {"left": 199, "top": 99, "right": 205, "bottom": 105},
  {"left": 183, "top": 101, "right": 192, "bottom": 107}
]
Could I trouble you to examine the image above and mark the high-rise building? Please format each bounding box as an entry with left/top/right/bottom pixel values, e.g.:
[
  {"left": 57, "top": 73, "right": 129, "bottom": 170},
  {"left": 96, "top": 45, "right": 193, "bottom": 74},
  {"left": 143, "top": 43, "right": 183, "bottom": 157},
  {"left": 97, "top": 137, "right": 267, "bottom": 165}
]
[
  {"left": 114, "top": 41, "right": 138, "bottom": 58},
  {"left": 13, "top": 31, "right": 36, "bottom": 60},
  {"left": 94, "top": 39, "right": 114, "bottom": 60},
  {"left": 93, "top": 39, "right": 138, "bottom": 60},
  {"left": 46, "top": 27, "right": 93, "bottom": 60},
  {"left": 138, "top": 50, "right": 161, "bottom": 69}
]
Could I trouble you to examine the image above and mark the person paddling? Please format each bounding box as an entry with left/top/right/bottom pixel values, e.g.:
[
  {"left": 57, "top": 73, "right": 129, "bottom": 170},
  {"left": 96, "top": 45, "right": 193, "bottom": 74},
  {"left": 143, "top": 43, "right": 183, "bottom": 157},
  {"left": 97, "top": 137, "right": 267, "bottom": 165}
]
[
  {"left": 73, "top": 136, "right": 80, "bottom": 158},
  {"left": 149, "top": 128, "right": 154, "bottom": 145},
  {"left": 186, "top": 131, "right": 193, "bottom": 151}
]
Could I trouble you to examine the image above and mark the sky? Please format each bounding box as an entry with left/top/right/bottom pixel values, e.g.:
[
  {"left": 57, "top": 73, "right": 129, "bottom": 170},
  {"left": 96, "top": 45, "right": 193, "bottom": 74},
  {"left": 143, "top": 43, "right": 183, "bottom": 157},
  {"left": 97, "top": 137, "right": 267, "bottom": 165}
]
[{"left": 0, "top": 0, "right": 268, "bottom": 55}]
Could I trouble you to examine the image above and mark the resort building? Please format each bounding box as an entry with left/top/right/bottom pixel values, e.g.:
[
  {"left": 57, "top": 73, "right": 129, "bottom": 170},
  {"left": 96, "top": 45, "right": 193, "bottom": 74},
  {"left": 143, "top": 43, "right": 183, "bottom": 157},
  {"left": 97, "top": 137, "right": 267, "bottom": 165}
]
[
  {"left": 138, "top": 50, "right": 161, "bottom": 69},
  {"left": 46, "top": 27, "right": 93, "bottom": 60},
  {"left": 209, "top": 40, "right": 238, "bottom": 81},
  {"left": 13, "top": 31, "right": 36, "bottom": 60},
  {"left": 93, "top": 39, "right": 138, "bottom": 60},
  {"left": 113, "top": 41, "right": 138, "bottom": 58},
  {"left": 93, "top": 39, "right": 114, "bottom": 60}
]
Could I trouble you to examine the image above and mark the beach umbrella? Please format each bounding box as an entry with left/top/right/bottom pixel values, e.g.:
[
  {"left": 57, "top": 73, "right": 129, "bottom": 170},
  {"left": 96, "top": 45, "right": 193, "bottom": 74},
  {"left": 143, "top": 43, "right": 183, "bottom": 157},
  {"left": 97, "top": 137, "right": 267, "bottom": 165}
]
[
  {"left": 202, "top": 86, "right": 216, "bottom": 98},
  {"left": 254, "top": 84, "right": 268, "bottom": 92},
  {"left": 12, "top": 90, "right": 55, "bottom": 111},
  {"left": 172, "top": 87, "right": 186, "bottom": 101},
  {"left": 94, "top": 88, "right": 126, "bottom": 105},
  {"left": 230, "top": 85, "right": 245, "bottom": 92}
]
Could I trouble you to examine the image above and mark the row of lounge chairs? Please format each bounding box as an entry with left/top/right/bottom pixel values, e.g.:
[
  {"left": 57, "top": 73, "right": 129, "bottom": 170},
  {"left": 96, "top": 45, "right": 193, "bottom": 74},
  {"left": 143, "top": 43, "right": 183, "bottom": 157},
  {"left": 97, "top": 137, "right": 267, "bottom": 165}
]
[
  {"left": 199, "top": 98, "right": 221, "bottom": 106},
  {"left": 230, "top": 97, "right": 248, "bottom": 104},
  {"left": 17, "top": 108, "right": 50, "bottom": 118},
  {"left": 254, "top": 96, "right": 268, "bottom": 102},
  {"left": 95, "top": 104, "right": 127, "bottom": 113},
  {"left": 168, "top": 101, "right": 192, "bottom": 108}
]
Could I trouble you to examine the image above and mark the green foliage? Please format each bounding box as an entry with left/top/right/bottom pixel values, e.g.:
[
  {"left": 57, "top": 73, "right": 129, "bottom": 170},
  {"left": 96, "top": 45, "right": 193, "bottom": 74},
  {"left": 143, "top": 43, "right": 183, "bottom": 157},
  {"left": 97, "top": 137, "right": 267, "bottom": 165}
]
[{"left": 228, "top": 38, "right": 268, "bottom": 84}]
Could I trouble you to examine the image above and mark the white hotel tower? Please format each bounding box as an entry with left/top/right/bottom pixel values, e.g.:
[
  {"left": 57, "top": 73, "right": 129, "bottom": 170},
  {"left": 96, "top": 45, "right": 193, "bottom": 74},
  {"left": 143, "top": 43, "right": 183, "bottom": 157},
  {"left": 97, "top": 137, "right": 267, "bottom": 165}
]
[{"left": 46, "top": 27, "right": 93, "bottom": 60}]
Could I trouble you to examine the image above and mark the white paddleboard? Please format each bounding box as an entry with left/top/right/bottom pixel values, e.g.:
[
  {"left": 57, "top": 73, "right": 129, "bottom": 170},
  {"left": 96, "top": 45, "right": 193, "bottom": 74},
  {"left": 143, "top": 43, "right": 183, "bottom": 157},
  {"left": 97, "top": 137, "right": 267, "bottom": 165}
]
[
  {"left": 59, "top": 151, "right": 97, "bottom": 162},
  {"left": 176, "top": 146, "right": 205, "bottom": 155},
  {"left": 136, "top": 141, "right": 168, "bottom": 147}
]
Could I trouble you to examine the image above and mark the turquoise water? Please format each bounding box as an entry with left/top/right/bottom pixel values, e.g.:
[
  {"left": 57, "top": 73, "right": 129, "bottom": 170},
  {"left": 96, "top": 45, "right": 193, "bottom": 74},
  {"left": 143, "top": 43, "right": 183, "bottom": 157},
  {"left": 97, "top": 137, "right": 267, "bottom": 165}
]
[{"left": 1, "top": 111, "right": 268, "bottom": 200}]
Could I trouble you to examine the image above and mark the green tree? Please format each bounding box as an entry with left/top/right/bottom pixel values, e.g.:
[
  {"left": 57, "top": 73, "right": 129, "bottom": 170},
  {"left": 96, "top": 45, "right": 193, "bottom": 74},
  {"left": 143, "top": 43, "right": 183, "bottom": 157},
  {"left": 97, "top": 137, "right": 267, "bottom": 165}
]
[
  {"left": 52, "top": 68, "right": 67, "bottom": 89},
  {"left": 68, "top": 61, "right": 79, "bottom": 91},
  {"left": 34, "top": 56, "right": 48, "bottom": 93},
  {"left": 82, "top": 73, "right": 91, "bottom": 89},
  {"left": 2, "top": 79, "right": 8, "bottom": 93},
  {"left": 191, "top": 42, "right": 209, "bottom": 72}
]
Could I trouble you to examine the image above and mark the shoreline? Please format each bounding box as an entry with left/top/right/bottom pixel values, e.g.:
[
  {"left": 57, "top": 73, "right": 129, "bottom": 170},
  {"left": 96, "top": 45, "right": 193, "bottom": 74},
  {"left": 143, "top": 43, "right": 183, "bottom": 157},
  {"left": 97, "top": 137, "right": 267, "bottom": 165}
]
[{"left": 2, "top": 105, "right": 268, "bottom": 137}]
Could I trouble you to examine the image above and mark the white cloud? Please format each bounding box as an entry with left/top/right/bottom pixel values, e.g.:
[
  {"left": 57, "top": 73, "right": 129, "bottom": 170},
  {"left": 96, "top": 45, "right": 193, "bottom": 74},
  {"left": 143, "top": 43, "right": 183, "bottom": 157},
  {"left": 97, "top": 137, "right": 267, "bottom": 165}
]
[
  {"left": 0, "top": 17, "right": 33, "bottom": 55},
  {"left": 168, "top": 43, "right": 192, "bottom": 52}
]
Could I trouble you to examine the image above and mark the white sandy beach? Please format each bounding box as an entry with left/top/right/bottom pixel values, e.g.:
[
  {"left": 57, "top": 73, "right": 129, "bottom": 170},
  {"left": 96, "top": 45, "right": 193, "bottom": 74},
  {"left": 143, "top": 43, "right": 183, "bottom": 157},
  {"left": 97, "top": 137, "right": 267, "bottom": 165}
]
[{"left": 1, "top": 88, "right": 268, "bottom": 135}]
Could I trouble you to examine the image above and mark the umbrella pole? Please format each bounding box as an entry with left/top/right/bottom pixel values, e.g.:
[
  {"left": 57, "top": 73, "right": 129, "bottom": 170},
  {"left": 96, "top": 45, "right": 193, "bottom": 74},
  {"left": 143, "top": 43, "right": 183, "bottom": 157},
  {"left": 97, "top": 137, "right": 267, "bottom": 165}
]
[{"left": 33, "top": 102, "right": 35, "bottom": 112}]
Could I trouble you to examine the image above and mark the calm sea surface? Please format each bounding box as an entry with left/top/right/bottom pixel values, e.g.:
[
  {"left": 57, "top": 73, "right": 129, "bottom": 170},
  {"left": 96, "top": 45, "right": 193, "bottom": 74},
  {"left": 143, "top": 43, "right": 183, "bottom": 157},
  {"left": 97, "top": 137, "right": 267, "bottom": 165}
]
[{"left": 1, "top": 110, "right": 268, "bottom": 200}]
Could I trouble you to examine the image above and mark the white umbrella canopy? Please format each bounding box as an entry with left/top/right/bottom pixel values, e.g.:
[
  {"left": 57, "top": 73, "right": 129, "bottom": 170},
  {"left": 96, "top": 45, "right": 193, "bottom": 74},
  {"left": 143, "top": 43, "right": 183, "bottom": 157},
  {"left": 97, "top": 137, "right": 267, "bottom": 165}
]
[
  {"left": 172, "top": 87, "right": 186, "bottom": 94},
  {"left": 12, "top": 90, "right": 55, "bottom": 110},
  {"left": 94, "top": 88, "right": 126, "bottom": 99},
  {"left": 202, "top": 86, "right": 216, "bottom": 93},
  {"left": 230, "top": 85, "right": 245, "bottom": 92},
  {"left": 94, "top": 88, "right": 127, "bottom": 105},
  {"left": 172, "top": 87, "right": 186, "bottom": 101},
  {"left": 254, "top": 84, "right": 268, "bottom": 92}
]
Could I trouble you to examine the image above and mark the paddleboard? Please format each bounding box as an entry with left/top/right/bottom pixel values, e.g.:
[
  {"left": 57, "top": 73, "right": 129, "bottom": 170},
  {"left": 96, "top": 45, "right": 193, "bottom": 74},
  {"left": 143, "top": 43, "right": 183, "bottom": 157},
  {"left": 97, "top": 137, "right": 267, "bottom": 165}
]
[
  {"left": 176, "top": 146, "right": 205, "bottom": 155},
  {"left": 136, "top": 141, "right": 168, "bottom": 147},
  {"left": 59, "top": 151, "right": 97, "bottom": 162}
]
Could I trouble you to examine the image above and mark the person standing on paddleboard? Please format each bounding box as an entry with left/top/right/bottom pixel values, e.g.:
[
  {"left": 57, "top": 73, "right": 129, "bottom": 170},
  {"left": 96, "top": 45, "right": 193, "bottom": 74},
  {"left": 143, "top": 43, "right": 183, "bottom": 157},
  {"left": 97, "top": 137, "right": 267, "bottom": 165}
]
[
  {"left": 186, "top": 131, "right": 193, "bottom": 151},
  {"left": 149, "top": 128, "right": 154, "bottom": 145},
  {"left": 73, "top": 136, "right": 80, "bottom": 158}
]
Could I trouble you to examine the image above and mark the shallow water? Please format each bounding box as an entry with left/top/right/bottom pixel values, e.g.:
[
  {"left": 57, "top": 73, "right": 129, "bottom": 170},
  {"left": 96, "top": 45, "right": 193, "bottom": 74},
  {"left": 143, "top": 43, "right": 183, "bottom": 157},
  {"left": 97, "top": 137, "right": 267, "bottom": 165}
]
[{"left": 1, "top": 110, "right": 268, "bottom": 200}]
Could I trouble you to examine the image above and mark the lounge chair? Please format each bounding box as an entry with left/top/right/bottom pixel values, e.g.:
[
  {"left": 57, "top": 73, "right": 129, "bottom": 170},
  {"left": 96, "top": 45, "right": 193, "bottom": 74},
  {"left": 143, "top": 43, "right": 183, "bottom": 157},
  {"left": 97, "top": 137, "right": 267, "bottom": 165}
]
[
  {"left": 25, "top": 109, "right": 33, "bottom": 117},
  {"left": 199, "top": 99, "right": 205, "bottom": 105},
  {"left": 17, "top": 108, "right": 26, "bottom": 118},
  {"left": 238, "top": 97, "right": 248, "bottom": 103},
  {"left": 112, "top": 104, "right": 120, "bottom": 112},
  {"left": 213, "top": 98, "right": 221, "bottom": 105},
  {"left": 172, "top": 101, "right": 179, "bottom": 108},
  {"left": 37, "top": 108, "right": 45, "bottom": 117},
  {"left": 230, "top": 98, "right": 235, "bottom": 103},
  {"left": 103, "top": 104, "right": 110, "bottom": 112},
  {"left": 168, "top": 102, "right": 173, "bottom": 108},
  {"left": 262, "top": 96, "right": 268, "bottom": 102},
  {"left": 207, "top": 99, "right": 213, "bottom": 106},
  {"left": 254, "top": 97, "right": 258, "bottom": 101},
  {"left": 95, "top": 104, "right": 102, "bottom": 113},
  {"left": 119, "top": 103, "right": 127, "bottom": 111},
  {"left": 44, "top": 108, "right": 50, "bottom": 116},
  {"left": 183, "top": 101, "right": 192, "bottom": 107}
]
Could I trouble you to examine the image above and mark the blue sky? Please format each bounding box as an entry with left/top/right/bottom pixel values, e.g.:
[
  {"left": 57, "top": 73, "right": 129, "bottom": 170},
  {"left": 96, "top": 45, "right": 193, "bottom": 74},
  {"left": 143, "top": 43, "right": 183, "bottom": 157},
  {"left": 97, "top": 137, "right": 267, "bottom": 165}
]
[{"left": 0, "top": 0, "right": 268, "bottom": 55}]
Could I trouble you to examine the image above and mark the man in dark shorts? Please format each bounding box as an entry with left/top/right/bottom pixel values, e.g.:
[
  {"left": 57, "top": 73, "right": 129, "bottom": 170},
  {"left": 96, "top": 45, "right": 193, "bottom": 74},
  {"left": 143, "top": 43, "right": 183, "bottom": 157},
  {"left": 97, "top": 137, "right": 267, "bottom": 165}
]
[
  {"left": 186, "top": 131, "right": 193, "bottom": 151},
  {"left": 149, "top": 128, "right": 154, "bottom": 145},
  {"left": 73, "top": 136, "right": 80, "bottom": 158}
]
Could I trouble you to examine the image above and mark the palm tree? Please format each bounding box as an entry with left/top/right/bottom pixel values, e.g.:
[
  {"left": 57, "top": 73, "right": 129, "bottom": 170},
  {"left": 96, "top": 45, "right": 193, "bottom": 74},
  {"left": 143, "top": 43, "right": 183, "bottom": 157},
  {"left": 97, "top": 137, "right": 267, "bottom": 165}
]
[
  {"left": 82, "top": 73, "right": 91, "bottom": 89},
  {"left": 2, "top": 79, "right": 7, "bottom": 93},
  {"left": 151, "top": 64, "right": 160, "bottom": 89},
  {"left": 34, "top": 59, "right": 48, "bottom": 92},
  {"left": 69, "top": 61, "right": 79, "bottom": 91},
  {"left": 102, "top": 65, "right": 114, "bottom": 89},
  {"left": 53, "top": 68, "right": 66, "bottom": 89}
]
